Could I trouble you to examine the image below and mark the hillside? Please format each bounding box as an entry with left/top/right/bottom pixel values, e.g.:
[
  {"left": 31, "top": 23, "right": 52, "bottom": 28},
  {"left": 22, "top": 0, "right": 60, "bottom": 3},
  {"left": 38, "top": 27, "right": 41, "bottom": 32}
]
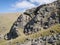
[
  {"left": 0, "top": 0, "right": 60, "bottom": 45},
  {"left": 6, "top": 0, "right": 60, "bottom": 40}
]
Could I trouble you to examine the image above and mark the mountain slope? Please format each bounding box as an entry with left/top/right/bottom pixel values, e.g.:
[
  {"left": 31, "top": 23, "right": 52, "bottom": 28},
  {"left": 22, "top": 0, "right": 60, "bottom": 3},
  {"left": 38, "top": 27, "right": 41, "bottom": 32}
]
[
  {"left": 0, "top": 0, "right": 60, "bottom": 45},
  {"left": 6, "top": 0, "right": 60, "bottom": 40}
]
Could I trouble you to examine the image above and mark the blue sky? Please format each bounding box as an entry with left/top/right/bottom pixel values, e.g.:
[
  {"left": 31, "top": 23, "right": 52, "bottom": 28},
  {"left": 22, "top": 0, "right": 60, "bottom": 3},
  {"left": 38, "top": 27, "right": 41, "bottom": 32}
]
[{"left": 0, "top": 0, "right": 56, "bottom": 13}]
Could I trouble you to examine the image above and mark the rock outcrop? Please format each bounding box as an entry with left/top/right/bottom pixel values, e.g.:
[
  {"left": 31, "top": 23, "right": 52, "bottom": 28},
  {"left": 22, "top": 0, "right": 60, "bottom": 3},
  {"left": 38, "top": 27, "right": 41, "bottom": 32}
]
[{"left": 4, "top": 0, "right": 60, "bottom": 40}]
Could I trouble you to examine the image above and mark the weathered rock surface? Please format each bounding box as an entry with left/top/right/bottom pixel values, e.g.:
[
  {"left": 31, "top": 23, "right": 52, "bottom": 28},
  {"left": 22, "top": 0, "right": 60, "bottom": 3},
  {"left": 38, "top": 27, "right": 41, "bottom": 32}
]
[{"left": 4, "top": 0, "right": 60, "bottom": 40}]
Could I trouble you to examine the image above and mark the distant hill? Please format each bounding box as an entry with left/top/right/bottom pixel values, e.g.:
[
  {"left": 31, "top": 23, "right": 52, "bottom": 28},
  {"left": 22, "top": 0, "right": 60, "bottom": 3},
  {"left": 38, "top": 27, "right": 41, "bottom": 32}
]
[{"left": 0, "top": 13, "right": 21, "bottom": 35}]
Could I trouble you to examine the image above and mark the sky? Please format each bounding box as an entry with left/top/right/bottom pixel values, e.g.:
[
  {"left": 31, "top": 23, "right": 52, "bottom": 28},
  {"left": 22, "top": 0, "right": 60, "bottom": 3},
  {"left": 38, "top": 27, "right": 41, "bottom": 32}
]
[{"left": 0, "top": 0, "right": 56, "bottom": 13}]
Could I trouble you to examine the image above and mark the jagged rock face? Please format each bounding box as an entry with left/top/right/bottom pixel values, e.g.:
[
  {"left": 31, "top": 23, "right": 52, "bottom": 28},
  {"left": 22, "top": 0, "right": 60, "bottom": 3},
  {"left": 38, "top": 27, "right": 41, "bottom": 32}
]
[
  {"left": 24, "top": 1, "right": 59, "bottom": 34},
  {"left": 4, "top": 1, "right": 60, "bottom": 40}
]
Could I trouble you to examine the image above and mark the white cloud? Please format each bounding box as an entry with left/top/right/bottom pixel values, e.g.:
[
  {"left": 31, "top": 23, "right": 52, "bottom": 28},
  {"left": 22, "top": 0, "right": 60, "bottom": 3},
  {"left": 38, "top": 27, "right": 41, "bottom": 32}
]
[
  {"left": 11, "top": 1, "right": 36, "bottom": 11},
  {"left": 16, "top": 1, "right": 36, "bottom": 8},
  {"left": 30, "top": 0, "right": 57, "bottom": 4},
  {"left": 11, "top": 0, "right": 57, "bottom": 12}
]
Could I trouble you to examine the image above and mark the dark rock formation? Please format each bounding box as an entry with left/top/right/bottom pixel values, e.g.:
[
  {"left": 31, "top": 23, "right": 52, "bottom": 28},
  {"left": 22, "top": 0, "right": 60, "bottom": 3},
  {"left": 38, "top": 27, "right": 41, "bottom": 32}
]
[{"left": 24, "top": 1, "right": 59, "bottom": 34}]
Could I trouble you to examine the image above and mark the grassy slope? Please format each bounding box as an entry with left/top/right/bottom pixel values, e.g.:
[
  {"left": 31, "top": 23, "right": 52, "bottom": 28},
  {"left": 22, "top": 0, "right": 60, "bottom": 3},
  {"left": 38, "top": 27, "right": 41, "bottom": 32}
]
[{"left": 1, "top": 24, "right": 60, "bottom": 45}]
